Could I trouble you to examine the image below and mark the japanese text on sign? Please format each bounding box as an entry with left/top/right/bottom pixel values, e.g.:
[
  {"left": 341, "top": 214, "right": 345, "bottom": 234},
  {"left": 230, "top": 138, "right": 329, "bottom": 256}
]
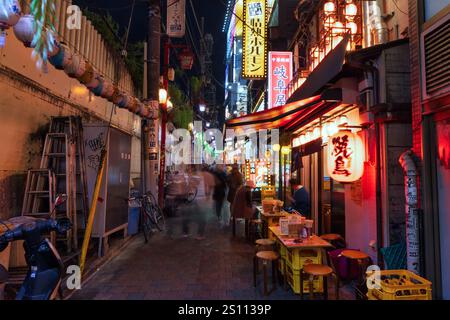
[
  {"left": 242, "top": 0, "right": 267, "bottom": 79},
  {"left": 167, "top": 0, "right": 185, "bottom": 38},
  {"left": 268, "top": 52, "right": 293, "bottom": 109}
]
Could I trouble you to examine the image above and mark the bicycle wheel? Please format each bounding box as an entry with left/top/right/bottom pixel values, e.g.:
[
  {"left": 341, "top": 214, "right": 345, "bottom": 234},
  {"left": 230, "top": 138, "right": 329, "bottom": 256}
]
[
  {"left": 141, "top": 209, "right": 152, "bottom": 243},
  {"left": 143, "top": 196, "right": 165, "bottom": 231}
]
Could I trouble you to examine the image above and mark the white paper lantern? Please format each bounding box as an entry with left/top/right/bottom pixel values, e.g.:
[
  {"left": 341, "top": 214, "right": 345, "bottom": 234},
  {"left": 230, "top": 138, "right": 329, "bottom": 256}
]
[
  {"left": 0, "top": 0, "right": 21, "bottom": 28},
  {"left": 100, "top": 80, "right": 114, "bottom": 99},
  {"left": 64, "top": 53, "right": 86, "bottom": 78},
  {"left": 13, "top": 14, "right": 35, "bottom": 47}
]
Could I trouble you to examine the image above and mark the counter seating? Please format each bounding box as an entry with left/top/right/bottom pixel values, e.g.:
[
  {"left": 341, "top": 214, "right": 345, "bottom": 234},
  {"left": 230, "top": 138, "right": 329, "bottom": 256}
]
[
  {"left": 340, "top": 249, "right": 372, "bottom": 299},
  {"left": 253, "top": 250, "right": 281, "bottom": 296},
  {"left": 248, "top": 219, "right": 264, "bottom": 242},
  {"left": 320, "top": 234, "right": 346, "bottom": 249},
  {"left": 300, "top": 263, "right": 339, "bottom": 300}
]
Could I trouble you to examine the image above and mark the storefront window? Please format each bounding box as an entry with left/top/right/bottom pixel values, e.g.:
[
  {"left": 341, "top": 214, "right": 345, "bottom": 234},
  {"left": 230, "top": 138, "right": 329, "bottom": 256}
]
[{"left": 424, "top": 0, "right": 450, "bottom": 21}]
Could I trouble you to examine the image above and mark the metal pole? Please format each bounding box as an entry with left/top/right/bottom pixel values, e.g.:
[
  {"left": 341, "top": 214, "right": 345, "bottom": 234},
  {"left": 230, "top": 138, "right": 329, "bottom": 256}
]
[
  {"left": 158, "top": 37, "right": 170, "bottom": 208},
  {"left": 144, "top": 0, "right": 161, "bottom": 198}
]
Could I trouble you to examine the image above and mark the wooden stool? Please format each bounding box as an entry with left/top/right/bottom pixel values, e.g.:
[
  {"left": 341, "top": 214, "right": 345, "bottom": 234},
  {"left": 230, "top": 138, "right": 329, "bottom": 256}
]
[
  {"left": 254, "top": 239, "right": 276, "bottom": 276},
  {"left": 253, "top": 250, "right": 280, "bottom": 296},
  {"left": 320, "top": 234, "right": 346, "bottom": 249},
  {"left": 340, "top": 250, "right": 371, "bottom": 299},
  {"left": 300, "top": 264, "right": 339, "bottom": 300}
]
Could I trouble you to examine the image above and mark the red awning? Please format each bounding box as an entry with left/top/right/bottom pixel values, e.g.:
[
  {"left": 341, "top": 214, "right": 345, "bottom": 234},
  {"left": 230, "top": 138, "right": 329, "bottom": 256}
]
[{"left": 226, "top": 89, "right": 342, "bottom": 132}]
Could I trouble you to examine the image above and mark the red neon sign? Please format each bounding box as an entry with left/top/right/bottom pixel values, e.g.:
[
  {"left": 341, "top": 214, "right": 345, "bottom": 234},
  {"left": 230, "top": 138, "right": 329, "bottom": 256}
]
[{"left": 268, "top": 51, "right": 293, "bottom": 109}]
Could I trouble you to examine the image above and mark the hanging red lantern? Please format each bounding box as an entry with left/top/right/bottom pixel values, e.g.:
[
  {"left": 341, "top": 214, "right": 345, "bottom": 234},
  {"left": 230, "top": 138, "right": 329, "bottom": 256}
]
[{"left": 178, "top": 49, "right": 194, "bottom": 70}]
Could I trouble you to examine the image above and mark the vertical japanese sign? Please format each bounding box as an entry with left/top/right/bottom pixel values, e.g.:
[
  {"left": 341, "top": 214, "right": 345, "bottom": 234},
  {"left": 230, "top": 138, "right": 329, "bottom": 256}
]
[
  {"left": 167, "top": 0, "right": 185, "bottom": 38},
  {"left": 242, "top": 0, "right": 267, "bottom": 79},
  {"left": 327, "top": 131, "right": 364, "bottom": 182},
  {"left": 268, "top": 51, "right": 293, "bottom": 109}
]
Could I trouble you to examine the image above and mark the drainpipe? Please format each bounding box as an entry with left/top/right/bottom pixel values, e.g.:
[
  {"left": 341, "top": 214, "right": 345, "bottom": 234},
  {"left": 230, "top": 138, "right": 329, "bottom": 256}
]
[{"left": 399, "top": 150, "right": 421, "bottom": 275}]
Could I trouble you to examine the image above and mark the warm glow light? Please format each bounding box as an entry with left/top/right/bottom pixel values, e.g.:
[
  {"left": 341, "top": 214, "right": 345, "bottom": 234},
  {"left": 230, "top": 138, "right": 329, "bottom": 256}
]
[
  {"left": 327, "top": 121, "right": 339, "bottom": 136},
  {"left": 199, "top": 103, "right": 206, "bottom": 112},
  {"left": 345, "top": 3, "right": 358, "bottom": 18},
  {"left": 327, "top": 131, "right": 364, "bottom": 182},
  {"left": 272, "top": 144, "right": 281, "bottom": 152},
  {"left": 167, "top": 100, "right": 173, "bottom": 110},
  {"left": 313, "top": 127, "right": 321, "bottom": 139},
  {"left": 159, "top": 88, "right": 168, "bottom": 104},
  {"left": 346, "top": 21, "right": 358, "bottom": 34},
  {"left": 300, "top": 135, "right": 306, "bottom": 145},
  {"left": 72, "top": 85, "right": 88, "bottom": 96},
  {"left": 339, "top": 115, "right": 349, "bottom": 125},
  {"left": 324, "top": 1, "right": 335, "bottom": 15},
  {"left": 332, "top": 21, "right": 344, "bottom": 34},
  {"left": 281, "top": 146, "right": 291, "bottom": 155},
  {"left": 188, "top": 122, "right": 194, "bottom": 131}
]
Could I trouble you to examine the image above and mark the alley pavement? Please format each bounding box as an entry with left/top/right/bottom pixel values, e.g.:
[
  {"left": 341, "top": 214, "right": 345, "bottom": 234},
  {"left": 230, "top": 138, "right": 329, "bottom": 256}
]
[{"left": 70, "top": 197, "right": 353, "bottom": 300}]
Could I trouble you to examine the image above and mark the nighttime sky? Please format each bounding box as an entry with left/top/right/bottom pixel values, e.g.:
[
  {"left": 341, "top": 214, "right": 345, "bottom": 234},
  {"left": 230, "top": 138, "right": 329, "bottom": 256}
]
[{"left": 73, "top": 0, "right": 227, "bottom": 104}]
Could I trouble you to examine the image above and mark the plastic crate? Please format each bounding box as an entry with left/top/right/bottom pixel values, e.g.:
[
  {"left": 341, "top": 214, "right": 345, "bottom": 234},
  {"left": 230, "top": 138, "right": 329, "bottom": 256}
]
[
  {"left": 286, "top": 249, "right": 321, "bottom": 270},
  {"left": 367, "top": 270, "right": 432, "bottom": 300},
  {"left": 285, "top": 261, "right": 323, "bottom": 294}
]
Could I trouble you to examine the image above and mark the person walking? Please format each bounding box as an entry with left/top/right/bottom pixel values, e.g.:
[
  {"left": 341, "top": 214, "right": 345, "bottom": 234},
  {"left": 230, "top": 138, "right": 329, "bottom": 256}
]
[
  {"left": 227, "top": 164, "right": 243, "bottom": 205},
  {"left": 212, "top": 165, "right": 227, "bottom": 222},
  {"left": 231, "top": 180, "right": 256, "bottom": 238}
]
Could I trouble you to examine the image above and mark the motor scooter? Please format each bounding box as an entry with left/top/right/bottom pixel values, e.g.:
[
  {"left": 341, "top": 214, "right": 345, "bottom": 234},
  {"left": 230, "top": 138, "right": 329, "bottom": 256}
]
[{"left": 0, "top": 194, "right": 71, "bottom": 300}]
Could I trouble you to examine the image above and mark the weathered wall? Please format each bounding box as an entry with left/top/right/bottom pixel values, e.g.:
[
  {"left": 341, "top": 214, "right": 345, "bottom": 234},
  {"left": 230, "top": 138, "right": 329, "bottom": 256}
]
[{"left": 0, "top": 31, "right": 142, "bottom": 220}]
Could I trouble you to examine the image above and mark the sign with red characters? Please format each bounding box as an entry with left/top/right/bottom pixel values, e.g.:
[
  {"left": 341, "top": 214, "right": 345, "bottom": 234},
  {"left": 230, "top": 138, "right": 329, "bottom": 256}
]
[{"left": 268, "top": 51, "right": 293, "bottom": 109}]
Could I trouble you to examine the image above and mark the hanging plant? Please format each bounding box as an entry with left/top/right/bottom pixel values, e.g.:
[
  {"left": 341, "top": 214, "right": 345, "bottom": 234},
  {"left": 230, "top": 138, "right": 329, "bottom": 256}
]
[
  {"left": 30, "top": 0, "right": 57, "bottom": 72},
  {"left": 172, "top": 105, "right": 193, "bottom": 130}
]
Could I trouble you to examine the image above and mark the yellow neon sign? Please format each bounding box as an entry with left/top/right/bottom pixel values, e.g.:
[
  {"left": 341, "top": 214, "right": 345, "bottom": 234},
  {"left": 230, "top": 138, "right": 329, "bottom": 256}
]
[{"left": 242, "top": 0, "right": 268, "bottom": 79}]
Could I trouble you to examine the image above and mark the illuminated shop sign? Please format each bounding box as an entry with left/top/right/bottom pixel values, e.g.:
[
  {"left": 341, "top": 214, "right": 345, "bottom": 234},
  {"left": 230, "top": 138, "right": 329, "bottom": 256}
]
[
  {"left": 242, "top": 0, "right": 267, "bottom": 79},
  {"left": 268, "top": 51, "right": 293, "bottom": 109}
]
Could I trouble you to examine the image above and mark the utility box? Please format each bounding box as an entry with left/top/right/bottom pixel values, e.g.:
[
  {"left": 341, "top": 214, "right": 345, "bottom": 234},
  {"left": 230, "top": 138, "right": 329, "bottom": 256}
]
[{"left": 83, "top": 123, "right": 131, "bottom": 256}]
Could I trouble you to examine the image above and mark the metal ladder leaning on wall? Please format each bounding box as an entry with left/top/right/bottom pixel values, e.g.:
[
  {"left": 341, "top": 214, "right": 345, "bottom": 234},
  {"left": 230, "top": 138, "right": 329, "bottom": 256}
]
[{"left": 21, "top": 116, "right": 89, "bottom": 255}]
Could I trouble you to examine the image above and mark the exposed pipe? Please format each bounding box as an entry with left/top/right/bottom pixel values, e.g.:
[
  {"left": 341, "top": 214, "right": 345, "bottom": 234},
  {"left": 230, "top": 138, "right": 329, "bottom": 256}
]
[{"left": 399, "top": 150, "right": 421, "bottom": 275}]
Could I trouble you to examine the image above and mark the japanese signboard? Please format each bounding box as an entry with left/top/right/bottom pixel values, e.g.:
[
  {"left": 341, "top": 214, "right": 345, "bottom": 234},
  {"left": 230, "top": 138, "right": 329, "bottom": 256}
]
[
  {"left": 268, "top": 51, "right": 293, "bottom": 109},
  {"left": 242, "top": 0, "right": 268, "bottom": 79},
  {"left": 327, "top": 131, "right": 364, "bottom": 182},
  {"left": 167, "top": 0, "right": 185, "bottom": 38}
]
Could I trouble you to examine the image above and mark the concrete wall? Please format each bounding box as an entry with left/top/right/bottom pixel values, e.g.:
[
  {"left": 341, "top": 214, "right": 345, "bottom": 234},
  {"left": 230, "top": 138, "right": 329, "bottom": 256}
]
[{"left": 0, "top": 26, "right": 142, "bottom": 220}]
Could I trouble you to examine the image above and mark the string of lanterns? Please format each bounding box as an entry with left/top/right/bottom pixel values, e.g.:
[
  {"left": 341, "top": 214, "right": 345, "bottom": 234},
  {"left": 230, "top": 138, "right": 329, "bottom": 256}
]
[
  {"left": 0, "top": 1, "right": 157, "bottom": 119},
  {"left": 292, "top": 115, "right": 349, "bottom": 147}
]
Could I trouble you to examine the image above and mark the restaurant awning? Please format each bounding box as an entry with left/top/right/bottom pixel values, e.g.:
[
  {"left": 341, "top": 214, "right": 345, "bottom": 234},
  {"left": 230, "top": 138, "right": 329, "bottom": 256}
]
[{"left": 225, "top": 88, "right": 343, "bottom": 132}]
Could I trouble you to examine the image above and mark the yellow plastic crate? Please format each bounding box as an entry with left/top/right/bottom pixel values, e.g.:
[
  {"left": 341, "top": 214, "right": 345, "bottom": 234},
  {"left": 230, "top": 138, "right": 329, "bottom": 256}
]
[
  {"left": 366, "top": 270, "right": 432, "bottom": 300},
  {"left": 286, "top": 249, "right": 321, "bottom": 270},
  {"left": 285, "top": 261, "right": 323, "bottom": 294}
]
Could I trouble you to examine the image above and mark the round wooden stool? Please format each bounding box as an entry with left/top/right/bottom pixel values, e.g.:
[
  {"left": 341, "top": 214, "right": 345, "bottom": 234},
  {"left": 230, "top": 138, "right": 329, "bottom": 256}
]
[
  {"left": 300, "top": 264, "right": 339, "bottom": 300},
  {"left": 254, "top": 239, "right": 276, "bottom": 277},
  {"left": 340, "top": 250, "right": 371, "bottom": 299},
  {"left": 320, "top": 234, "right": 346, "bottom": 249},
  {"left": 253, "top": 250, "right": 280, "bottom": 296}
]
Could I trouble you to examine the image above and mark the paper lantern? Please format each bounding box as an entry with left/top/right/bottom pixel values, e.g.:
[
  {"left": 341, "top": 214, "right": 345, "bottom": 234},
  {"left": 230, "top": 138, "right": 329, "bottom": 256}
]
[
  {"left": 0, "top": 0, "right": 21, "bottom": 28},
  {"left": 323, "top": 1, "right": 335, "bottom": 15},
  {"left": 346, "top": 21, "right": 358, "bottom": 35},
  {"left": 90, "top": 76, "right": 105, "bottom": 96},
  {"left": 100, "top": 80, "right": 114, "bottom": 99},
  {"left": 327, "top": 130, "right": 364, "bottom": 182},
  {"left": 13, "top": 15, "right": 35, "bottom": 47},
  {"left": 86, "top": 72, "right": 101, "bottom": 89},
  {"left": 64, "top": 53, "right": 86, "bottom": 78},
  {"left": 345, "top": 3, "right": 358, "bottom": 18}
]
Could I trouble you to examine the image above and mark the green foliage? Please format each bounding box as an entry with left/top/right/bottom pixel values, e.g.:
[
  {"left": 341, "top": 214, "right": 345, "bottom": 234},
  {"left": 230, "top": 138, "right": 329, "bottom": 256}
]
[
  {"left": 30, "top": 0, "right": 57, "bottom": 71},
  {"left": 168, "top": 83, "right": 193, "bottom": 130},
  {"left": 124, "top": 41, "right": 145, "bottom": 91},
  {"left": 190, "top": 76, "right": 202, "bottom": 98}
]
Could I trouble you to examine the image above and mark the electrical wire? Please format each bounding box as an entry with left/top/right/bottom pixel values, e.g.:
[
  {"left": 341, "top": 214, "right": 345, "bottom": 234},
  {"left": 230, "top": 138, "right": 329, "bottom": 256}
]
[{"left": 392, "top": 0, "right": 409, "bottom": 16}]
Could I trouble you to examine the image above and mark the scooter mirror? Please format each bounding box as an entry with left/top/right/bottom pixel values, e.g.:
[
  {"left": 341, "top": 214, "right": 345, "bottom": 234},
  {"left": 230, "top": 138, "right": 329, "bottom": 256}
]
[{"left": 54, "top": 194, "right": 67, "bottom": 207}]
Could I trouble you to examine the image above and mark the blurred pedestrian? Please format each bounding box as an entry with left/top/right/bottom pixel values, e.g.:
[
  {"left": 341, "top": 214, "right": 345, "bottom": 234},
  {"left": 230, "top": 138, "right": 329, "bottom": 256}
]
[
  {"left": 227, "top": 164, "right": 243, "bottom": 205},
  {"left": 212, "top": 164, "right": 227, "bottom": 221},
  {"left": 231, "top": 180, "right": 257, "bottom": 238}
]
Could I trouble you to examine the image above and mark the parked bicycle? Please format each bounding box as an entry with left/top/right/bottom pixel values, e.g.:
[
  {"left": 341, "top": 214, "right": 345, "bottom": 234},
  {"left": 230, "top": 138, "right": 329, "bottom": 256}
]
[{"left": 129, "top": 190, "right": 165, "bottom": 243}]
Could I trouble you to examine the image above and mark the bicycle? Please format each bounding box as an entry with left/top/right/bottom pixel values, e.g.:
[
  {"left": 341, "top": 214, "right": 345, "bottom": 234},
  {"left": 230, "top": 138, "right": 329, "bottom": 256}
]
[{"left": 129, "top": 191, "right": 165, "bottom": 243}]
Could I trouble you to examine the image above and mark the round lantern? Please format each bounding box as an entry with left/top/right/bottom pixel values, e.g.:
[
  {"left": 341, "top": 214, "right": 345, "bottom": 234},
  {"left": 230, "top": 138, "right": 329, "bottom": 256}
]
[
  {"left": 345, "top": 3, "right": 358, "bottom": 19},
  {"left": 178, "top": 49, "right": 194, "bottom": 70},
  {"left": 0, "top": 0, "right": 21, "bottom": 29},
  {"left": 323, "top": 1, "right": 335, "bottom": 15},
  {"left": 117, "top": 93, "right": 130, "bottom": 108},
  {"left": 49, "top": 44, "right": 72, "bottom": 70},
  {"left": 64, "top": 53, "right": 86, "bottom": 78},
  {"left": 90, "top": 76, "right": 105, "bottom": 96},
  {"left": 100, "top": 80, "right": 114, "bottom": 99},
  {"left": 327, "top": 130, "right": 364, "bottom": 182},
  {"left": 110, "top": 87, "right": 123, "bottom": 104},
  {"left": 13, "top": 14, "right": 35, "bottom": 47},
  {"left": 77, "top": 61, "right": 94, "bottom": 85},
  {"left": 86, "top": 72, "right": 100, "bottom": 89},
  {"left": 47, "top": 31, "right": 61, "bottom": 57},
  {"left": 126, "top": 97, "right": 140, "bottom": 113}
]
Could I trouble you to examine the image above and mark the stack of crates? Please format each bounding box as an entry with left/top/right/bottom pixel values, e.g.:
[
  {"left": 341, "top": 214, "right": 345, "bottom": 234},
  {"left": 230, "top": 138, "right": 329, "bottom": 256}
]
[
  {"left": 367, "top": 270, "right": 432, "bottom": 300},
  {"left": 284, "top": 249, "right": 323, "bottom": 294}
]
